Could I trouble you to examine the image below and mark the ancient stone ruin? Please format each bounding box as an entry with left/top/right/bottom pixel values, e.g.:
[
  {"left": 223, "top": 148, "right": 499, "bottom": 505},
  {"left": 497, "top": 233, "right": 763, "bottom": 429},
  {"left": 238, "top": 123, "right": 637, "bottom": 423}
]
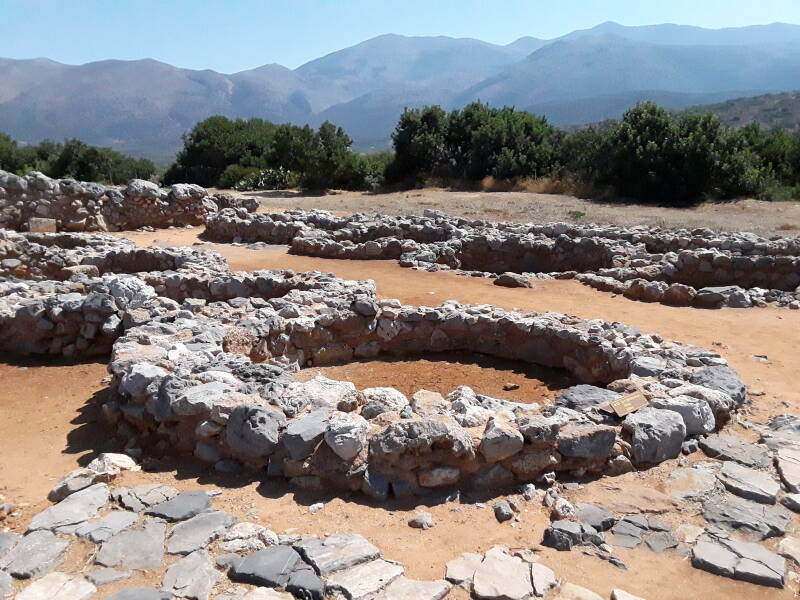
[
  {"left": 2, "top": 195, "right": 798, "bottom": 598},
  {"left": 206, "top": 208, "right": 800, "bottom": 309},
  {"left": 0, "top": 170, "right": 257, "bottom": 232}
]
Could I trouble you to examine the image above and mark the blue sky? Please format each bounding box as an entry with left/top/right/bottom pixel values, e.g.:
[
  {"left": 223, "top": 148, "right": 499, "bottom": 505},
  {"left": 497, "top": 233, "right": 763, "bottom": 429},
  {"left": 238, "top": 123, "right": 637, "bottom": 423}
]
[{"left": 2, "top": 0, "right": 799, "bottom": 72}]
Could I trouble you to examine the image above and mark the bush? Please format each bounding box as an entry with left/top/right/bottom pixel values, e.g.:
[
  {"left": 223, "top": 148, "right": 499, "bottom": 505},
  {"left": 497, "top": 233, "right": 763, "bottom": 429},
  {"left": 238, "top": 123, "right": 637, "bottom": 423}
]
[
  {"left": 0, "top": 133, "right": 155, "bottom": 184},
  {"left": 218, "top": 164, "right": 260, "bottom": 190},
  {"left": 233, "top": 167, "right": 299, "bottom": 191}
]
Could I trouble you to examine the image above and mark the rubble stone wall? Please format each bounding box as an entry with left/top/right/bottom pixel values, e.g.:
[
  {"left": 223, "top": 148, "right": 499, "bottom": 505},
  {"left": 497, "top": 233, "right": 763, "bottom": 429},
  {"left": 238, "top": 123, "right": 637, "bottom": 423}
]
[
  {"left": 0, "top": 170, "right": 258, "bottom": 232},
  {"left": 206, "top": 208, "right": 800, "bottom": 309}
]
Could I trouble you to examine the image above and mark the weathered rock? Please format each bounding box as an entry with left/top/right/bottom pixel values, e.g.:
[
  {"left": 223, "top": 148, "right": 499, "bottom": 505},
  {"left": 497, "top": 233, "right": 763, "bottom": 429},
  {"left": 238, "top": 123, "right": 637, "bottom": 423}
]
[
  {"left": 279, "top": 376, "right": 356, "bottom": 417},
  {"left": 162, "top": 550, "right": 221, "bottom": 600},
  {"left": 295, "top": 533, "right": 380, "bottom": 575},
  {"left": 47, "top": 468, "right": 99, "bottom": 502},
  {"left": 693, "top": 532, "right": 786, "bottom": 588},
  {"left": 226, "top": 405, "right": 285, "bottom": 458},
  {"left": 15, "top": 572, "right": 95, "bottom": 600},
  {"left": 0, "top": 571, "right": 11, "bottom": 598},
  {"left": 361, "top": 388, "right": 408, "bottom": 419},
  {"left": 575, "top": 503, "right": 616, "bottom": 531},
  {"left": 75, "top": 510, "right": 138, "bottom": 543},
  {"left": 529, "top": 563, "right": 557, "bottom": 597},
  {"left": 411, "top": 390, "right": 449, "bottom": 418},
  {"left": 781, "top": 493, "right": 800, "bottom": 512},
  {"left": 114, "top": 484, "right": 178, "bottom": 512},
  {"left": 229, "top": 545, "right": 315, "bottom": 589},
  {"left": 623, "top": 408, "right": 686, "bottom": 464},
  {"left": 28, "top": 482, "right": 109, "bottom": 532},
  {"left": 374, "top": 576, "right": 451, "bottom": 600},
  {"left": 481, "top": 412, "right": 524, "bottom": 462},
  {"left": 324, "top": 412, "right": 370, "bottom": 461},
  {"left": 145, "top": 490, "right": 210, "bottom": 522},
  {"left": 166, "top": 510, "right": 237, "bottom": 554},
  {"left": 84, "top": 567, "right": 130, "bottom": 586},
  {"left": 699, "top": 434, "right": 772, "bottom": 469},
  {"left": 107, "top": 588, "right": 170, "bottom": 600},
  {"left": 95, "top": 519, "right": 166, "bottom": 570},
  {"left": 542, "top": 520, "right": 583, "bottom": 551},
  {"left": 702, "top": 494, "right": 790, "bottom": 540},
  {"left": 645, "top": 531, "right": 678, "bottom": 553},
  {"left": 282, "top": 409, "right": 330, "bottom": 460},
  {"left": 494, "top": 273, "right": 532, "bottom": 288},
  {"left": 778, "top": 536, "right": 800, "bottom": 565},
  {"left": 0, "top": 532, "right": 20, "bottom": 560},
  {"left": 717, "top": 461, "right": 780, "bottom": 504},
  {"left": 471, "top": 547, "right": 533, "bottom": 600},
  {"left": 611, "top": 590, "right": 647, "bottom": 600},
  {"left": 776, "top": 447, "right": 800, "bottom": 492},
  {"left": 0, "top": 530, "right": 68, "bottom": 578},
  {"left": 610, "top": 519, "right": 645, "bottom": 549},
  {"left": 409, "top": 511, "right": 434, "bottom": 530},
  {"left": 690, "top": 366, "right": 746, "bottom": 407},
  {"left": 650, "top": 395, "right": 714, "bottom": 435},
  {"left": 219, "top": 522, "right": 278, "bottom": 553},
  {"left": 556, "top": 385, "right": 620, "bottom": 411},
  {"left": 493, "top": 500, "right": 515, "bottom": 523},
  {"left": 444, "top": 552, "right": 483, "bottom": 587},
  {"left": 325, "top": 558, "right": 404, "bottom": 600},
  {"left": 665, "top": 465, "right": 718, "bottom": 501},
  {"left": 556, "top": 423, "right": 616, "bottom": 458}
]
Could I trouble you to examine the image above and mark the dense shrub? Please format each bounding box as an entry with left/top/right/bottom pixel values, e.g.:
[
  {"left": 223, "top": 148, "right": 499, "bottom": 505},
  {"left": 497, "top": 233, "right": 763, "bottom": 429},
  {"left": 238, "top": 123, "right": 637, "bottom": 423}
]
[
  {"left": 386, "top": 103, "right": 562, "bottom": 184},
  {"left": 0, "top": 134, "right": 155, "bottom": 184},
  {"left": 162, "top": 116, "right": 384, "bottom": 191}
]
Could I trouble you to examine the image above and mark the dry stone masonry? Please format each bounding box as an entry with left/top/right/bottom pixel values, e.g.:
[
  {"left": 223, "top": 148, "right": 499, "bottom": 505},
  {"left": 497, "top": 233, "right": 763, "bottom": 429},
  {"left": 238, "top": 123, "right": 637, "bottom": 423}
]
[
  {"left": 206, "top": 208, "right": 800, "bottom": 309},
  {"left": 0, "top": 171, "right": 257, "bottom": 233}
]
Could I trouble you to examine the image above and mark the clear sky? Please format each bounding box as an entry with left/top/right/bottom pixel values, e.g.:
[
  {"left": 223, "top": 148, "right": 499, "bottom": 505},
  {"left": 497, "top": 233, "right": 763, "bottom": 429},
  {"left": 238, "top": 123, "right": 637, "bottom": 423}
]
[{"left": 2, "top": 0, "right": 799, "bottom": 72}]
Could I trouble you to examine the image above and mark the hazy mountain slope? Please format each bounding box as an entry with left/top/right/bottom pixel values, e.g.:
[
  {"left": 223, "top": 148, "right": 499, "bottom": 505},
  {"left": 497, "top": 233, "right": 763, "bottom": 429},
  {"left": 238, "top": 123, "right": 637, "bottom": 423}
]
[
  {"left": 525, "top": 90, "right": 759, "bottom": 126},
  {"left": 683, "top": 91, "right": 800, "bottom": 131},
  {"left": 560, "top": 21, "right": 800, "bottom": 47},
  {"left": 0, "top": 59, "right": 314, "bottom": 159},
  {"left": 1, "top": 22, "right": 799, "bottom": 159},
  {"left": 294, "top": 34, "right": 528, "bottom": 109},
  {"left": 457, "top": 35, "right": 800, "bottom": 108}
]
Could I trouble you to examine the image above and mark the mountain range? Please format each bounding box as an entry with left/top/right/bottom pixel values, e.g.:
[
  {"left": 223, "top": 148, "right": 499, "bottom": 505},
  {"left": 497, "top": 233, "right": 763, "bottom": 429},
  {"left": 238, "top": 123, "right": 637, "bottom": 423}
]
[{"left": 1, "top": 21, "right": 799, "bottom": 161}]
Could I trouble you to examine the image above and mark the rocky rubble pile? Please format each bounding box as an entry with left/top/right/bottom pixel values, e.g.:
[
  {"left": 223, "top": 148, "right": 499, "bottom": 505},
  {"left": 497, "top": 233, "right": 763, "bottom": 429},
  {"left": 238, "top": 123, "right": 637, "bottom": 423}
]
[
  {"left": 206, "top": 208, "right": 800, "bottom": 309},
  {"left": 0, "top": 171, "right": 257, "bottom": 233}
]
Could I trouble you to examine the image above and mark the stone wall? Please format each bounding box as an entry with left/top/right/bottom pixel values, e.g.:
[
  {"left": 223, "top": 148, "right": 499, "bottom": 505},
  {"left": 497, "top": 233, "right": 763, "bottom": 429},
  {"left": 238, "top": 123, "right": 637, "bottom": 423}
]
[
  {"left": 0, "top": 171, "right": 258, "bottom": 232},
  {"left": 205, "top": 208, "right": 800, "bottom": 309}
]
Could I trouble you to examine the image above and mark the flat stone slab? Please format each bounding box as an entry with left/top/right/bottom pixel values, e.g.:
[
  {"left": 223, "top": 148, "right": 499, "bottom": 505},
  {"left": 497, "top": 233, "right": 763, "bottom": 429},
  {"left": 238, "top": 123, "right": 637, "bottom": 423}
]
[
  {"left": 0, "top": 532, "right": 20, "bottom": 559},
  {"left": 374, "top": 576, "right": 451, "bottom": 599},
  {"left": 114, "top": 484, "right": 178, "bottom": 512},
  {"left": 0, "top": 530, "right": 68, "bottom": 579},
  {"left": 553, "top": 582, "right": 603, "bottom": 599},
  {"left": 444, "top": 552, "right": 483, "bottom": 586},
  {"left": 692, "top": 533, "right": 786, "bottom": 588},
  {"left": 471, "top": 547, "right": 533, "bottom": 600},
  {"left": 95, "top": 518, "right": 166, "bottom": 570},
  {"left": 575, "top": 503, "right": 616, "bottom": 531},
  {"left": 665, "top": 465, "right": 718, "bottom": 501},
  {"left": 75, "top": 510, "right": 138, "bottom": 543},
  {"left": 776, "top": 447, "right": 800, "bottom": 493},
  {"left": 229, "top": 545, "right": 314, "bottom": 588},
  {"left": 84, "top": 567, "right": 131, "bottom": 586},
  {"left": 28, "top": 483, "right": 109, "bottom": 533},
  {"left": 162, "top": 550, "right": 221, "bottom": 600},
  {"left": 295, "top": 533, "right": 380, "bottom": 575},
  {"left": 717, "top": 461, "right": 780, "bottom": 504},
  {"left": 107, "top": 588, "right": 171, "bottom": 600},
  {"left": 166, "top": 510, "right": 236, "bottom": 555},
  {"left": 530, "top": 563, "right": 557, "bottom": 597},
  {"left": 145, "top": 489, "right": 210, "bottom": 521},
  {"left": 326, "top": 558, "right": 404, "bottom": 600},
  {"left": 0, "top": 571, "right": 12, "bottom": 597},
  {"left": 699, "top": 434, "right": 772, "bottom": 469},
  {"left": 702, "top": 494, "right": 790, "bottom": 540},
  {"left": 15, "top": 572, "right": 95, "bottom": 600}
]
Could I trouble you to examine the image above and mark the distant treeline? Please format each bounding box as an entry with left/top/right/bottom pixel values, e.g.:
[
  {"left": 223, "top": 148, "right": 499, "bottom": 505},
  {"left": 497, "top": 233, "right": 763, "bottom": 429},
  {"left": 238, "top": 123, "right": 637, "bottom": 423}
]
[
  {"left": 4, "top": 101, "right": 800, "bottom": 203},
  {"left": 161, "top": 102, "right": 800, "bottom": 203},
  {"left": 0, "top": 134, "right": 155, "bottom": 184}
]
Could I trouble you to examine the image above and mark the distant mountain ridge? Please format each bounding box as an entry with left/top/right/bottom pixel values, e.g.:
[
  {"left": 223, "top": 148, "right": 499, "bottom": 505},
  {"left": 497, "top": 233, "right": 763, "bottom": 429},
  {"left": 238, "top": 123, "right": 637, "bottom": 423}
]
[{"left": 1, "top": 21, "right": 799, "bottom": 160}]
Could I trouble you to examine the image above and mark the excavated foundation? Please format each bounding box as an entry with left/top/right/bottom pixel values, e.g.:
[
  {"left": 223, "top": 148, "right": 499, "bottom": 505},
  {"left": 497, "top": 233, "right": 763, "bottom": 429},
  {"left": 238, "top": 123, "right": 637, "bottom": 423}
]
[{"left": 0, "top": 228, "right": 749, "bottom": 499}]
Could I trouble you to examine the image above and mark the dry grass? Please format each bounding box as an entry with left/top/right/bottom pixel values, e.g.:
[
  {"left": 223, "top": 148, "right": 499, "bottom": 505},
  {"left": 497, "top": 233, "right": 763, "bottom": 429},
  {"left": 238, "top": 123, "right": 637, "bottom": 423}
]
[{"left": 232, "top": 187, "right": 800, "bottom": 238}]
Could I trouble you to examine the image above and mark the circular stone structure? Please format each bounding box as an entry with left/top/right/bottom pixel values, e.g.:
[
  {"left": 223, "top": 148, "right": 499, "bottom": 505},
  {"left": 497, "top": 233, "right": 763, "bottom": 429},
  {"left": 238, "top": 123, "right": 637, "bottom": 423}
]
[
  {"left": 0, "top": 227, "right": 748, "bottom": 499},
  {"left": 205, "top": 207, "right": 800, "bottom": 309}
]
